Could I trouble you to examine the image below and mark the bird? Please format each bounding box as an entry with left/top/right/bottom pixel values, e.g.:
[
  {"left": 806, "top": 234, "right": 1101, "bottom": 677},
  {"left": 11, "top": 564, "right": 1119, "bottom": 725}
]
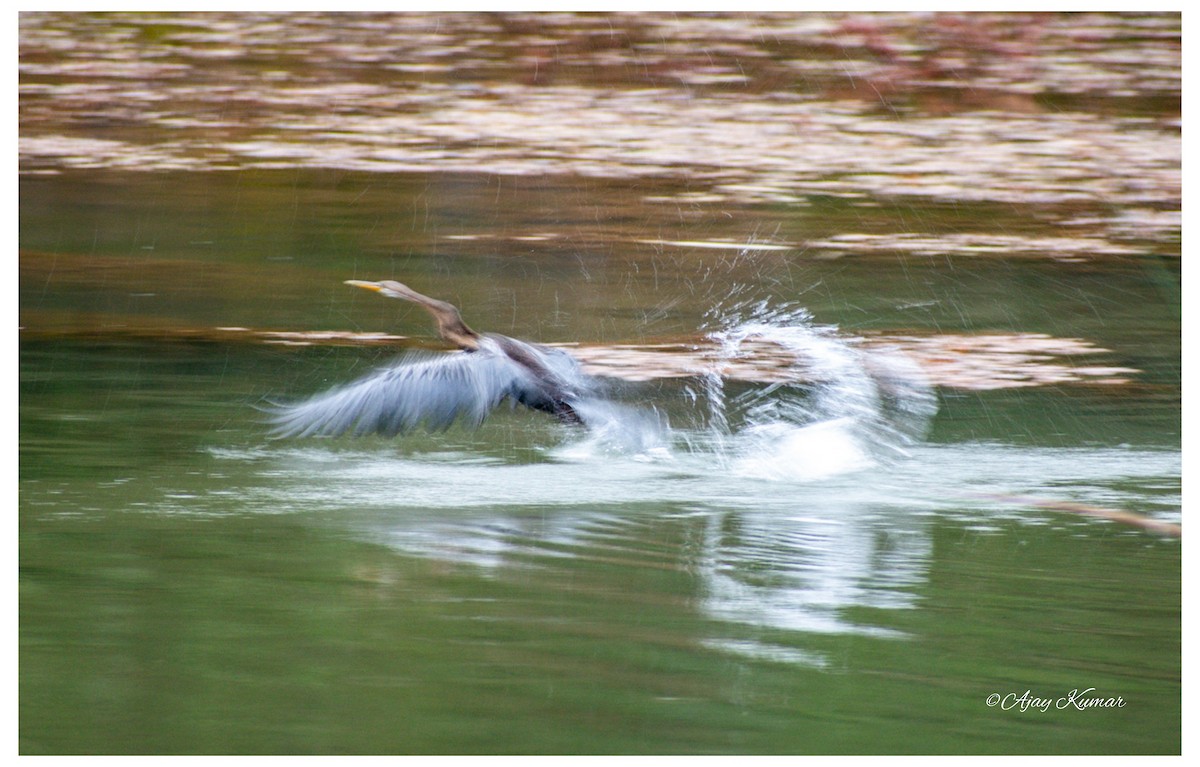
[{"left": 267, "top": 280, "right": 593, "bottom": 438}]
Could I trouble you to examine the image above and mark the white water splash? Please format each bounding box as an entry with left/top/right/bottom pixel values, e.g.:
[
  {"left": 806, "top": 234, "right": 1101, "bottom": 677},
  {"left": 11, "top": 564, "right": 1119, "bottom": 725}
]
[{"left": 666, "top": 302, "right": 938, "bottom": 482}]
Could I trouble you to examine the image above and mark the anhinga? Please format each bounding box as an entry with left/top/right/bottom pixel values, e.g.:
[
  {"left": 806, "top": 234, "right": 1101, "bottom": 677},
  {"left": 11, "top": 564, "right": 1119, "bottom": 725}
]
[{"left": 268, "top": 280, "right": 590, "bottom": 438}]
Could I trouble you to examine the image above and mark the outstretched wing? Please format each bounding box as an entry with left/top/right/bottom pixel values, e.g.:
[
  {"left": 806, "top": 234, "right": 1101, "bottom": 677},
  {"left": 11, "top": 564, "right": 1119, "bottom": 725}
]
[{"left": 266, "top": 350, "right": 529, "bottom": 438}]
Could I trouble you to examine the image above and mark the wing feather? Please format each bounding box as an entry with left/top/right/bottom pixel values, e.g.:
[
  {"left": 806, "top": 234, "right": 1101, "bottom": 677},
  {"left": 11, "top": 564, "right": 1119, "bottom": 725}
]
[{"left": 267, "top": 350, "right": 527, "bottom": 438}]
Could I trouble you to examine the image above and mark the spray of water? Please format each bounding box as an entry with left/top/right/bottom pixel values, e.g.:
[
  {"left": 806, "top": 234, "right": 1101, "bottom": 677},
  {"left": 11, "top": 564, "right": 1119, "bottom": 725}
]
[{"left": 562, "top": 300, "right": 938, "bottom": 483}]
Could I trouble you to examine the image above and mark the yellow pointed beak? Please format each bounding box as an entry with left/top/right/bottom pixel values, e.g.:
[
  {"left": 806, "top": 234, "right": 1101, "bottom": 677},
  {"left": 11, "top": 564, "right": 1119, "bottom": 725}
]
[{"left": 344, "top": 280, "right": 383, "bottom": 292}]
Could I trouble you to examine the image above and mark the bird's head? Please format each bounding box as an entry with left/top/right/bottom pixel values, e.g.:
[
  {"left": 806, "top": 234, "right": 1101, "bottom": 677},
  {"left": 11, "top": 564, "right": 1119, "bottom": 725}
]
[
  {"left": 345, "top": 279, "right": 422, "bottom": 302},
  {"left": 345, "top": 279, "right": 481, "bottom": 350}
]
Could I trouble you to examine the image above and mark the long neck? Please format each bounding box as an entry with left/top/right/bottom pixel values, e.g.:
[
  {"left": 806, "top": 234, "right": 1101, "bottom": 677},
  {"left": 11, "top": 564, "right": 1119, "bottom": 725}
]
[
  {"left": 426, "top": 302, "right": 481, "bottom": 351},
  {"left": 386, "top": 282, "right": 480, "bottom": 351}
]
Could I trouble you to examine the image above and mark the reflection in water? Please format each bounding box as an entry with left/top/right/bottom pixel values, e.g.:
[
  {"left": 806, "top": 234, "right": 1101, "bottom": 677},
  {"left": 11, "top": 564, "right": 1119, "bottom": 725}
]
[
  {"left": 695, "top": 505, "right": 928, "bottom": 641},
  {"left": 220, "top": 444, "right": 938, "bottom": 667},
  {"left": 20, "top": 13, "right": 1181, "bottom": 251},
  {"left": 206, "top": 434, "right": 1179, "bottom": 669}
]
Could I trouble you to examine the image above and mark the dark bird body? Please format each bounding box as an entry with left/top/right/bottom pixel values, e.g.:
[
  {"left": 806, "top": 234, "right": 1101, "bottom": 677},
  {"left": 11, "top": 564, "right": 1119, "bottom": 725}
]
[{"left": 269, "top": 280, "right": 592, "bottom": 438}]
